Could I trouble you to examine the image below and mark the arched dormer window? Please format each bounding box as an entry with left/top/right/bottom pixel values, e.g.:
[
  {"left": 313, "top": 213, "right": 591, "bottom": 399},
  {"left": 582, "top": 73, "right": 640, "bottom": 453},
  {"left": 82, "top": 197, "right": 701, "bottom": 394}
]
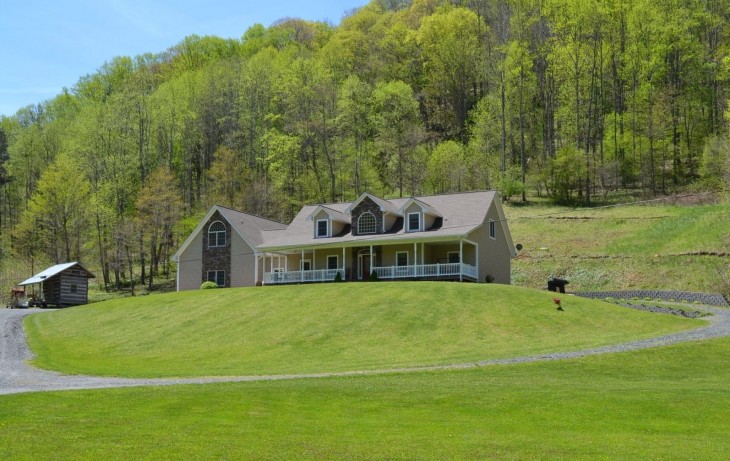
[
  {"left": 358, "top": 212, "right": 377, "bottom": 234},
  {"left": 208, "top": 221, "right": 226, "bottom": 248}
]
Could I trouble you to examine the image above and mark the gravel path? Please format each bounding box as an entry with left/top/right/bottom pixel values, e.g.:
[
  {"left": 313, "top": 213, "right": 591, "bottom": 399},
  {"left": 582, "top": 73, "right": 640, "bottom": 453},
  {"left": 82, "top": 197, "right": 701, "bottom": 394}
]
[{"left": 3, "top": 305, "right": 730, "bottom": 396}]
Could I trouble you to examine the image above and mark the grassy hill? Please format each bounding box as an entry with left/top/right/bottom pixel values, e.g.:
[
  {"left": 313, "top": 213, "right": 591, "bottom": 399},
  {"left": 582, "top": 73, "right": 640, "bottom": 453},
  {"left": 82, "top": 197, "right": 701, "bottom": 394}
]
[
  {"left": 506, "top": 199, "right": 730, "bottom": 292},
  {"left": 25, "top": 282, "right": 697, "bottom": 378}
]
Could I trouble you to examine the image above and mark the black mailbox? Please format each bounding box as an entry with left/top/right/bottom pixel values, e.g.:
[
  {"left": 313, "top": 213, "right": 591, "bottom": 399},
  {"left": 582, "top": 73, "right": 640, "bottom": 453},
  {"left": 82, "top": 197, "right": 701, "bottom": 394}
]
[{"left": 547, "top": 277, "right": 569, "bottom": 293}]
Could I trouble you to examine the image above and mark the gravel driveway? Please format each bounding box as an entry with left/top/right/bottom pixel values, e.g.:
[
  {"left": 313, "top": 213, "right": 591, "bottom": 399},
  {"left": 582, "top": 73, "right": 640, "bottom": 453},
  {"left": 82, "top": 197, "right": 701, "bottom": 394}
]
[{"left": 3, "top": 305, "right": 730, "bottom": 396}]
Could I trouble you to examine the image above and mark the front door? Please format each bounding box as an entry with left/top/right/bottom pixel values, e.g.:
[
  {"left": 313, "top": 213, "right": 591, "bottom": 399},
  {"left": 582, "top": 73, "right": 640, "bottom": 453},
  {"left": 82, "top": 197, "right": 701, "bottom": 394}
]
[{"left": 359, "top": 254, "right": 371, "bottom": 280}]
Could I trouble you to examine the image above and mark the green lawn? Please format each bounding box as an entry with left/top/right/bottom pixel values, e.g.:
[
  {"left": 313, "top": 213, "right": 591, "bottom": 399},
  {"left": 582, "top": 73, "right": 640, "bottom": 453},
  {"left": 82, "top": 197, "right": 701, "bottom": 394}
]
[
  {"left": 2, "top": 335, "right": 729, "bottom": 460},
  {"left": 506, "top": 201, "right": 730, "bottom": 291},
  {"left": 24, "top": 282, "right": 697, "bottom": 377}
]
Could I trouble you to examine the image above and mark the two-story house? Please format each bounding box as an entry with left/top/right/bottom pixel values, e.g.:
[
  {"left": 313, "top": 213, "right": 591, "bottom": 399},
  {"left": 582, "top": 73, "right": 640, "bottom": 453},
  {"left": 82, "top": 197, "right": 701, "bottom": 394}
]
[{"left": 173, "top": 191, "right": 516, "bottom": 290}]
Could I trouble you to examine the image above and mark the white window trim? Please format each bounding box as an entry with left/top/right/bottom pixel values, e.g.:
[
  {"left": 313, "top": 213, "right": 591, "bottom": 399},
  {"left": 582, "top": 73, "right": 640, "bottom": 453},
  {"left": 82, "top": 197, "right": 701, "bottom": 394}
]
[
  {"left": 489, "top": 219, "right": 496, "bottom": 240},
  {"left": 207, "top": 270, "right": 225, "bottom": 287},
  {"left": 358, "top": 212, "right": 377, "bottom": 235},
  {"left": 300, "top": 259, "right": 312, "bottom": 271},
  {"left": 447, "top": 251, "right": 460, "bottom": 263},
  {"left": 208, "top": 221, "right": 226, "bottom": 248},
  {"left": 407, "top": 212, "right": 421, "bottom": 232},
  {"left": 327, "top": 255, "right": 338, "bottom": 270},
  {"left": 316, "top": 219, "right": 329, "bottom": 238},
  {"left": 395, "top": 251, "right": 409, "bottom": 267}
]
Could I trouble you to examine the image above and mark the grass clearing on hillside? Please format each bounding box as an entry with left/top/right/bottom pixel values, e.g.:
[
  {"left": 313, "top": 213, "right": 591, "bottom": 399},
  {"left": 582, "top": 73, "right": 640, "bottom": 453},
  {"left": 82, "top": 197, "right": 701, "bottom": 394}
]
[
  {"left": 506, "top": 201, "right": 730, "bottom": 291},
  {"left": 2, "top": 335, "right": 729, "bottom": 460},
  {"left": 24, "top": 283, "right": 697, "bottom": 378}
]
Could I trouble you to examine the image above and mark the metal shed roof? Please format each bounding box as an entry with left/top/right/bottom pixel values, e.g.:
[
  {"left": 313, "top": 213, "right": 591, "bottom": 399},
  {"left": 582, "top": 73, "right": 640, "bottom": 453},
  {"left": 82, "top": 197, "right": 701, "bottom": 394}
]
[{"left": 19, "top": 262, "right": 95, "bottom": 286}]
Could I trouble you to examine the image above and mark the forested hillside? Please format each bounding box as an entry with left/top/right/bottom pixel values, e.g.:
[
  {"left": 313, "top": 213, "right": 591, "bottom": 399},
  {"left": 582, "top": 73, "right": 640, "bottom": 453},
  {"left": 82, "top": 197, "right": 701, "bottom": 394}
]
[{"left": 1, "top": 0, "right": 729, "bottom": 292}]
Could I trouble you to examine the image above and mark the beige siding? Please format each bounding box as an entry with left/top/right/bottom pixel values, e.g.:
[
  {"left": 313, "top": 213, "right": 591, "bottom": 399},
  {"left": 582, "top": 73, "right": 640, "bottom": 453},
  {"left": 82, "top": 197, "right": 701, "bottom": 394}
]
[
  {"left": 430, "top": 244, "right": 459, "bottom": 264},
  {"left": 177, "top": 232, "right": 203, "bottom": 291},
  {"left": 331, "top": 221, "right": 346, "bottom": 235},
  {"left": 424, "top": 214, "right": 436, "bottom": 230},
  {"left": 231, "top": 233, "right": 256, "bottom": 287},
  {"left": 380, "top": 244, "right": 415, "bottom": 266},
  {"left": 468, "top": 203, "right": 511, "bottom": 284},
  {"left": 383, "top": 213, "right": 397, "bottom": 232}
]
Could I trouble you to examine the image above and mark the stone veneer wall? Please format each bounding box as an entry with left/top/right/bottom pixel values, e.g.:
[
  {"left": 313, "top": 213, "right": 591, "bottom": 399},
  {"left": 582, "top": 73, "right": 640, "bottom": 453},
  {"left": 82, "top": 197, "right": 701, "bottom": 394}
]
[
  {"left": 201, "top": 210, "right": 231, "bottom": 287},
  {"left": 351, "top": 197, "right": 383, "bottom": 236}
]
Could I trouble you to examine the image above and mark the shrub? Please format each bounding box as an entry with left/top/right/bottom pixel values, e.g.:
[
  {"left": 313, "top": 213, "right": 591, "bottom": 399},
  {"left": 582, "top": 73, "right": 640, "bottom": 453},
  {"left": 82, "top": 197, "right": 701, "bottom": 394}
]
[
  {"left": 200, "top": 281, "right": 219, "bottom": 289},
  {"left": 369, "top": 270, "right": 379, "bottom": 282},
  {"left": 485, "top": 274, "right": 494, "bottom": 283},
  {"left": 334, "top": 272, "right": 343, "bottom": 282}
]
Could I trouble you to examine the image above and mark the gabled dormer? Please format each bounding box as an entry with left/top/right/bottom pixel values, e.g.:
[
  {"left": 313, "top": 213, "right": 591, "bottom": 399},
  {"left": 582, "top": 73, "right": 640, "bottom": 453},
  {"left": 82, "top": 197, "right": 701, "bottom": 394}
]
[
  {"left": 346, "top": 192, "right": 402, "bottom": 235},
  {"left": 308, "top": 206, "right": 350, "bottom": 238},
  {"left": 398, "top": 197, "right": 443, "bottom": 233}
]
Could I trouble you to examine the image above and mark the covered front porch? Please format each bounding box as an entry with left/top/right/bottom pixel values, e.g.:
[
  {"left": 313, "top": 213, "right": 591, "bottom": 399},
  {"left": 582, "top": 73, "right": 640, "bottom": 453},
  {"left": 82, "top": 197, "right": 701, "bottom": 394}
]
[{"left": 259, "top": 239, "right": 478, "bottom": 285}]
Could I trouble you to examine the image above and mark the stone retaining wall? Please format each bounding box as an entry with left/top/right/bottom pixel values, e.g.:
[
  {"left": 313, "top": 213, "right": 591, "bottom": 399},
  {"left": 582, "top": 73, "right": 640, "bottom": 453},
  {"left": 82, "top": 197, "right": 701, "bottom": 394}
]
[{"left": 576, "top": 290, "right": 729, "bottom": 307}]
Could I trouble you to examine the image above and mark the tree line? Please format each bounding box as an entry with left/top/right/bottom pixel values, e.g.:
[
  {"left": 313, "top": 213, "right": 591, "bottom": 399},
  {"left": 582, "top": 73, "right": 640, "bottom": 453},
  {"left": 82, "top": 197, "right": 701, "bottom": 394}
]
[{"left": 0, "top": 0, "right": 729, "bottom": 291}]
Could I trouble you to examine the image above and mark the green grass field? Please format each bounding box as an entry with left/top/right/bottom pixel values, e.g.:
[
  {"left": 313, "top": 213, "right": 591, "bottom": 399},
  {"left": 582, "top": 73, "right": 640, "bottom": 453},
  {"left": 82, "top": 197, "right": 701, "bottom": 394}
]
[
  {"left": 506, "top": 200, "right": 730, "bottom": 292},
  {"left": 24, "top": 283, "right": 697, "bottom": 377},
  {"left": 2, "top": 335, "right": 729, "bottom": 460},
  {"left": 4, "top": 199, "right": 730, "bottom": 460}
]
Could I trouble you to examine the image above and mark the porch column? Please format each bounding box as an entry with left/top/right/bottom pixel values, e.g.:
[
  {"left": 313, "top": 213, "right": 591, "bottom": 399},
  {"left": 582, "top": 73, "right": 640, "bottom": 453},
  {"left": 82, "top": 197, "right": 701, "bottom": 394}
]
[
  {"left": 459, "top": 239, "right": 463, "bottom": 282},
  {"left": 301, "top": 250, "right": 304, "bottom": 282},
  {"left": 414, "top": 243, "right": 418, "bottom": 276},
  {"left": 254, "top": 253, "right": 259, "bottom": 285},
  {"left": 285, "top": 255, "right": 288, "bottom": 272},
  {"left": 369, "top": 244, "right": 373, "bottom": 276},
  {"left": 342, "top": 247, "right": 346, "bottom": 278}
]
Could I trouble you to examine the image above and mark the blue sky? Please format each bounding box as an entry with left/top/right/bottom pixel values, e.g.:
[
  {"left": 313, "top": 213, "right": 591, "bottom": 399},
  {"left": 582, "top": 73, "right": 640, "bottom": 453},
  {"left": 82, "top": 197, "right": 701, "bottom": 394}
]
[{"left": 0, "top": 0, "right": 367, "bottom": 117}]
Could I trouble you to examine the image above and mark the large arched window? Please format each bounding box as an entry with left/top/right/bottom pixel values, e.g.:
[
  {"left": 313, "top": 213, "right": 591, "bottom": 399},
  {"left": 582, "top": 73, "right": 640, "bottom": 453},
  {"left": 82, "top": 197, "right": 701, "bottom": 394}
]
[
  {"left": 208, "top": 221, "right": 226, "bottom": 247},
  {"left": 358, "top": 212, "right": 376, "bottom": 234}
]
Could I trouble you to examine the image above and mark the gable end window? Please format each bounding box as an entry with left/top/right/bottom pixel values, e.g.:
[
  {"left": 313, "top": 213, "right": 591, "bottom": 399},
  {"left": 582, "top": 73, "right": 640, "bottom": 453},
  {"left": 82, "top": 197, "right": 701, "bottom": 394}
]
[
  {"left": 207, "top": 270, "right": 225, "bottom": 287},
  {"left": 489, "top": 219, "right": 497, "bottom": 239},
  {"left": 316, "top": 219, "right": 329, "bottom": 238},
  {"left": 208, "top": 221, "right": 226, "bottom": 248},
  {"left": 407, "top": 213, "right": 421, "bottom": 232},
  {"left": 358, "top": 212, "right": 376, "bottom": 235}
]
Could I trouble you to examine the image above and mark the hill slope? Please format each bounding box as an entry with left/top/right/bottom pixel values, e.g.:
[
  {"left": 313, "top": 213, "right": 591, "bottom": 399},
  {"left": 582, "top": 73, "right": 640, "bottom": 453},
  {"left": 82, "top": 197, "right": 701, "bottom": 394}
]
[
  {"left": 508, "top": 201, "right": 730, "bottom": 292},
  {"left": 24, "top": 282, "right": 697, "bottom": 378}
]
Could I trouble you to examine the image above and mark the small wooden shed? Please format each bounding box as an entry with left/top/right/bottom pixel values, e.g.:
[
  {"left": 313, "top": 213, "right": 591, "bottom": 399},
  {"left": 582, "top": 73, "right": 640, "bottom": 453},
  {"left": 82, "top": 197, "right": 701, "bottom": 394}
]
[{"left": 19, "top": 262, "right": 95, "bottom": 307}]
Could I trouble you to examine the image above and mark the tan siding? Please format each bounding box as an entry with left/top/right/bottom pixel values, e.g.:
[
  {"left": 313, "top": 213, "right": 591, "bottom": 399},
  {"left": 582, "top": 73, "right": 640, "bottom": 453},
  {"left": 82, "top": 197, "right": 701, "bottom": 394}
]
[
  {"left": 430, "top": 244, "right": 460, "bottom": 264},
  {"left": 380, "top": 244, "right": 414, "bottom": 266},
  {"left": 383, "top": 213, "right": 397, "bottom": 232},
  {"left": 423, "top": 214, "right": 436, "bottom": 229},
  {"left": 404, "top": 202, "right": 420, "bottom": 215},
  {"left": 468, "top": 203, "right": 511, "bottom": 284},
  {"left": 331, "top": 220, "right": 345, "bottom": 235},
  {"left": 177, "top": 232, "right": 203, "bottom": 291},
  {"left": 231, "top": 234, "right": 256, "bottom": 287}
]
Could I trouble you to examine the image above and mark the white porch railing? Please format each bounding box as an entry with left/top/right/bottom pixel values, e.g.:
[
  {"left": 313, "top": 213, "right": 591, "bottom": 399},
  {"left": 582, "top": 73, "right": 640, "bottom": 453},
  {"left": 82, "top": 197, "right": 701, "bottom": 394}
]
[
  {"left": 263, "top": 268, "right": 344, "bottom": 285},
  {"left": 373, "top": 262, "right": 477, "bottom": 280},
  {"left": 262, "top": 263, "right": 477, "bottom": 285}
]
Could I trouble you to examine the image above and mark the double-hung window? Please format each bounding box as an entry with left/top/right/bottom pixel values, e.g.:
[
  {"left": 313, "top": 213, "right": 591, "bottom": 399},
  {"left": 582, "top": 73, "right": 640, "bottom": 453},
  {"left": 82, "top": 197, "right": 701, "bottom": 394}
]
[
  {"left": 407, "top": 213, "right": 421, "bottom": 232},
  {"left": 316, "top": 219, "right": 329, "bottom": 238},
  {"left": 207, "top": 270, "right": 225, "bottom": 287},
  {"left": 327, "top": 255, "right": 338, "bottom": 270}
]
